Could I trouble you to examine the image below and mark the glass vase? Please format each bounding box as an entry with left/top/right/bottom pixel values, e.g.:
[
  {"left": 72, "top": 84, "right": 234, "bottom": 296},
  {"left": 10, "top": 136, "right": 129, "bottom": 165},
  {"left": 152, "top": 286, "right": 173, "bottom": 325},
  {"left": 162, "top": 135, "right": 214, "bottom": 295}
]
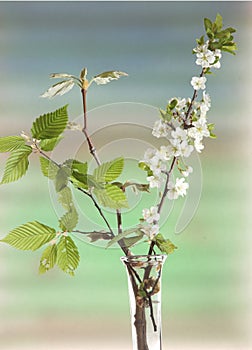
[{"left": 121, "top": 254, "right": 167, "bottom": 350}]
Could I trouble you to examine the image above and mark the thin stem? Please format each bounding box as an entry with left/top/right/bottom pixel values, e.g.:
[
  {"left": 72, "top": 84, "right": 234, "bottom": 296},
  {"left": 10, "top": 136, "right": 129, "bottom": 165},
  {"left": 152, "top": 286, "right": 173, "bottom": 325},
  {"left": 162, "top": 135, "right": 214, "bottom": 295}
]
[
  {"left": 148, "top": 156, "right": 176, "bottom": 256},
  {"left": 80, "top": 87, "right": 131, "bottom": 257},
  {"left": 185, "top": 68, "right": 205, "bottom": 121},
  {"left": 81, "top": 88, "right": 101, "bottom": 166}
]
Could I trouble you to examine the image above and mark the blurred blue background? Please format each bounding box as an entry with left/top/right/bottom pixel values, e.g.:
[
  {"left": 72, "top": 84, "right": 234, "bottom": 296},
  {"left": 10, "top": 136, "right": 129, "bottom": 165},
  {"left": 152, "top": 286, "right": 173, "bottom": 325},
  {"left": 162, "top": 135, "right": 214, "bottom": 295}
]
[{"left": 0, "top": 2, "right": 251, "bottom": 349}]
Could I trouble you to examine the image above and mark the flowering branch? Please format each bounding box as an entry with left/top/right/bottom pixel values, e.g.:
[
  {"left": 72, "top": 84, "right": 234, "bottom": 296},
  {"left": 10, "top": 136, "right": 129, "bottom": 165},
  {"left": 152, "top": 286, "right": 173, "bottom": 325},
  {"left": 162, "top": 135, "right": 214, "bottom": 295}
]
[{"left": 0, "top": 13, "right": 237, "bottom": 274}]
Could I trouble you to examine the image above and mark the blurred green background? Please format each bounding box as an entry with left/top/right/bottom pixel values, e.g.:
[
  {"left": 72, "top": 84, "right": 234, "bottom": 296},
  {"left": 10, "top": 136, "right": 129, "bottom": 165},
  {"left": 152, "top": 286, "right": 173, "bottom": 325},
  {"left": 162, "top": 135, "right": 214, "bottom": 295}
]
[{"left": 0, "top": 2, "right": 251, "bottom": 349}]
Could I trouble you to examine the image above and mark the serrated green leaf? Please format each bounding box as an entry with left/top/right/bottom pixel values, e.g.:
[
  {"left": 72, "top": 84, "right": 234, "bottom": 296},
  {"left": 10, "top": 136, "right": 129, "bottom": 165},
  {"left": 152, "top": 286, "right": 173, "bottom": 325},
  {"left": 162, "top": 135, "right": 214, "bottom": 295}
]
[
  {"left": 0, "top": 136, "right": 25, "bottom": 152},
  {"left": 93, "top": 157, "right": 124, "bottom": 183},
  {"left": 40, "top": 136, "right": 63, "bottom": 151},
  {"left": 59, "top": 208, "right": 78, "bottom": 232},
  {"left": 39, "top": 244, "right": 57, "bottom": 274},
  {"left": 1, "top": 221, "right": 56, "bottom": 251},
  {"left": 64, "top": 159, "right": 88, "bottom": 174},
  {"left": 1, "top": 146, "right": 32, "bottom": 184},
  {"left": 154, "top": 233, "right": 177, "bottom": 254},
  {"left": 107, "top": 226, "right": 143, "bottom": 248},
  {"left": 31, "top": 105, "right": 68, "bottom": 140},
  {"left": 56, "top": 235, "right": 80, "bottom": 276},
  {"left": 55, "top": 166, "right": 71, "bottom": 192},
  {"left": 94, "top": 184, "right": 128, "bottom": 209},
  {"left": 58, "top": 186, "right": 73, "bottom": 211},
  {"left": 39, "top": 157, "right": 58, "bottom": 179}
]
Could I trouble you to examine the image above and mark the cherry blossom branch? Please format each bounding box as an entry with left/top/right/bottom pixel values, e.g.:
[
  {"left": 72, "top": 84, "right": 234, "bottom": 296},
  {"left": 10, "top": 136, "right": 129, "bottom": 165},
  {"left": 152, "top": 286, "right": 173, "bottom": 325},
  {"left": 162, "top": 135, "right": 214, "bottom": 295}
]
[
  {"left": 148, "top": 156, "right": 177, "bottom": 255},
  {"left": 185, "top": 68, "right": 205, "bottom": 122}
]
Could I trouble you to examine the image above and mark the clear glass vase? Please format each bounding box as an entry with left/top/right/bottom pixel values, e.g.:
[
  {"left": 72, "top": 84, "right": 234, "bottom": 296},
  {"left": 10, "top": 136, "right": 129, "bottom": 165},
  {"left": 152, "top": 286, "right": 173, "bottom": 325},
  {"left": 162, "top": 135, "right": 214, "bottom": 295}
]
[{"left": 121, "top": 254, "right": 167, "bottom": 350}]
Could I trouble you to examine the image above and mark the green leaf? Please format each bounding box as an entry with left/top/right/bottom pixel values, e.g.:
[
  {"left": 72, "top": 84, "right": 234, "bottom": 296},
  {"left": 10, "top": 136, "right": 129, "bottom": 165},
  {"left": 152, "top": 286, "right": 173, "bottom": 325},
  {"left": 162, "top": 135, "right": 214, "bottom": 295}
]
[
  {"left": 93, "top": 157, "right": 124, "bottom": 183},
  {"left": 222, "top": 43, "right": 237, "bottom": 55},
  {"left": 167, "top": 98, "right": 178, "bottom": 111},
  {"left": 55, "top": 166, "right": 71, "bottom": 192},
  {"left": 196, "top": 35, "right": 205, "bottom": 46},
  {"left": 94, "top": 184, "right": 128, "bottom": 209},
  {"left": 204, "top": 17, "right": 213, "bottom": 33},
  {"left": 39, "top": 244, "right": 57, "bottom": 274},
  {"left": 59, "top": 208, "right": 78, "bottom": 232},
  {"left": 31, "top": 105, "right": 68, "bottom": 140},
  {"left": 208, "top": 123, "right": 217, "bottom": 138},
  {"left": 1, "top": 146, "right": 32, "bottom": 184},
  {"left": 56, "top": 235, "right": 80, "bottom": 276},
  {"left": 226, "top": 27, "right": 236, "bottom": 34},
  {"left": 154, "top": 233, "right": 177, "bottom": 254},
  {"left": 1, "top": 221, "right": 56, "bottom": 251},
  {"left": 138, "top": 162, "right": 153, "bottom": 177},
  {"left": 64, "top": 159, "right": 88, "bottom": 174},
  {"left": 40, "top": 136, "right": 63, "bottom": 151},
  {"left": 159, "top": 108, "right": 172, "bottom": 122},
  {"left": 214, "top": 13, "right": 223, "bottom": 31},
  {"left": 0, "top": 136, "right": 25, "bottom": 152},
  {"left": 107, "top": 226, "right": 143, "bottom": 248},
  {"left": 122, "top": 234, "right": 144, "bottom": 248},
  {"left": 39, "top": 157, "right": 58, "bottom": 179},
  {"left": 58, "top": 186, "right": 74, "bottom": 211}
]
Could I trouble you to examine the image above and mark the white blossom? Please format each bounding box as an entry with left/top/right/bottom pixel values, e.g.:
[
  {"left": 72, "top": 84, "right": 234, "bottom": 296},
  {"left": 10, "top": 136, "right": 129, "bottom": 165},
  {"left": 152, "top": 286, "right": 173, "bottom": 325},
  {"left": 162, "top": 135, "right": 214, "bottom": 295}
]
[
  {"left": 194, "top": 139, "right": 204, "bottom": 153},
  {"left": 200, "top": 91, "right": 211, "bottom": 116},
  {"left": 152, "top": 120, "right": 169, "bottom": 138},
  {"left": 181, "top": 165, "right": 193, "bottom": 177},
  {"left": 147, "top": 174, "right": 163, "bottom": 188},
  {"left": 212, "top": 49, "right": 222, "bottom": 69},
  {"left": 193, "top": 41, "right": 209, "bottom": 55},
  {"left": 171, "top": 127, "right": 187, "bottom": 142},
  {"left": 143, "top": 148, "right": 156, "bottom": 164},
  {"left": 148, "top": 156, "right": 166, "bottom": 175},
  {"left": 156, "top": 145, "right": 172, "bottom": 161},
  {"left": 191, "top": 76, "right": 207, "bottom": 91},
  {"left": 196, "top": 50, "right": 216, "bottom": 68},
  {"left": 169, "top": 138, "right": 182, "bottom": 157},
  {"left": 175, "top": 97, "right": 187, "bottom": 111},
  {"left": 180, "top": 140, "right": 194, "bottom": 158},
  {"left": 193, "top": 118, "right": 210, "bottom": 139},
  {"left": 142, "top": 206, "right": 160, "bottom": 224},
  {"left": 168, "top": 178, "right": 189, "bottom": 200},
  {"left": 141, "top": 224, "right": 160, "bottom": 240}
]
